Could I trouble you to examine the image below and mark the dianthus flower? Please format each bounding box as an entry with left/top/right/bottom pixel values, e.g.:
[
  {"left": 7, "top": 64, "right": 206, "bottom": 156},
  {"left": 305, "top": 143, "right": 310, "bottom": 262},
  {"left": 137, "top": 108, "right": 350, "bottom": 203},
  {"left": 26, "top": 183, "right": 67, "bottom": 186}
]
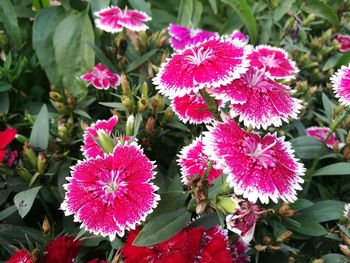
[
  {"left": 227, "top": 30, "right": 249, "bottom": 44},
  {"left": 6, "top": 249, "right": 33, "bottom": 263},
  {"left": 42, "top": 236, "right": 81, "bottom": 263},
  {"left": 331, "top": 64, "right": 350, "bottom": 107},
  {"left": 95, "top": 6, "right": 151, "bottom": 33},
  {"left": 0, "top": 127, "right": 16, "bottom": 163},
  {"left": 81, "top": 64, "right": 120, "bottom": 90},
  {"left": 306, "top": 126, "right": 343, "bottom": 149},
  {"left": 62, "top": 143, "right": 159, "bottom": 240},
  {"left": 204, "top": 120, "right": 305, "bottom": 203},
  {"left": 337, "top": 35, "right": 350, "bottom": 52},
  {"left": 168, "top": 23, "right": 218, "bottom": 50}
]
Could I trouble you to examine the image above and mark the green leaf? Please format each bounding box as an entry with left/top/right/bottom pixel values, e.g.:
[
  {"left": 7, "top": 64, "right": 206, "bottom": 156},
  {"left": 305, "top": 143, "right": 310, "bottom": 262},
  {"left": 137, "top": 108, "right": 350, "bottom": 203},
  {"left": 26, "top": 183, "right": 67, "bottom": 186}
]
[
  {"left": 208, "top": 0, "right": 218, "bottom": 14},
  {"left": 290, "top": 136, "right": 323, "bottom": 159},
  {"left": 166, "top": 119, "right": 191, "bottom": 132},
  {"left": 189, "top": 212, "right": 221, "bottom": 229},
  {"left": 128, "top": 0, "right": 152, "bottom": 16},
  {"left": 99, "top": 102, "right": 128, "bottom": 112},
  {"left": 191, "top": 0, "right": 203, "bottom": 27},
  {"left": 53, "top": 11, "right": 95, "bottom": 96},
  {"left": 298, "top": 200, "right": 346, "bottom": 223},
  {"left": 336, "top": 51, "right": 350, "bottom": 68},
  {"left": 284, "top": 217, "right": 327, "bottom": 236},
  {"left": 133, "top": 208, "right": 191, "bottom": 246},
  {"left": 322, "top": 254, "right": 349, "bottom": 263},
  {"left": 29, "top": 104, "right": 49, "bottom": 149},
  {"left": 323, "top": 53, "right": 342, "bottom": 71},
  {"left": 0, "top": 189, "right": 11, "bottom": 206},
  {"left": 301, "top": 0, "right": 339, "bottom": 28},
  {"left": 33, "top": 0, "right": 50, "bottom": 10},
  {"left": 126, "top": 49, "right": 157, "bottom": 73},
  {"left": 0, "top": 0, "right": 22, "bottom": 45},
  {"left": 87, "top": 42, "right": 118, "bottom": 73},
  {"left": 313, "top": 163, "right": 350, "bottom": 176},
  {"left": 91, "top": 0, "right": 110, "bottom": 16},
  {"left": 0, "top": 205, "right": 17, "bottom": 221},
  {"left": 33, "top": 6, "right": 68, "bottom": 87},
  {"left": 177, "top": 0, "right": 193, "bottom": 27},
  {"left": 0, "top": 82, "right": 11, "bottom": 92},
  {"left": 150, "top": 191, "right": 189, "bottom": 218},
  {"left": 221, "top": 0, "right": 257, "bottom": 43},
  {"left": 273, "top": 0, "right": 295, "bottom": 23},
  {"left": 14, "top": 186, "right": 42, "bottom": 218},
  {"left": 322, "top": 93, "right": 333, "bottom": 121},
  {"left": 0, "top": 92, "right": 9, "bottom": 115},
  {"left": 73, "top": 109, "right": 92, "bottom": 119},
  {"left": 290, "top": 198, "right": 314, "bottom": 211}
]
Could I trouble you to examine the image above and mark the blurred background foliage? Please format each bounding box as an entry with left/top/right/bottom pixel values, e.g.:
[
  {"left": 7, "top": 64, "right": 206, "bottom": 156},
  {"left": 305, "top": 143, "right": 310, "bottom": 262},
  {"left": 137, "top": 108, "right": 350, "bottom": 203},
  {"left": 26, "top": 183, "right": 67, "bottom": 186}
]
[{"left": 1, "top": 0, "right": 350, "bottom": 262}]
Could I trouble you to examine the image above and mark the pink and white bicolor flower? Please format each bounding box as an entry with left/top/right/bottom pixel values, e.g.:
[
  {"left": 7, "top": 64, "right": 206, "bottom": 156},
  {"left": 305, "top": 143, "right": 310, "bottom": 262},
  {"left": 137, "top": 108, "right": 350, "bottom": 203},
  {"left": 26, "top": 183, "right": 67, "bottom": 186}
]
[
  {"left": 249, "top": 45, "right": 298, "bottom": 80},
  {"left": 226, "top": 30, "right": 249, "bottom": 44},
  {"left": 95, "top": 6, "right": 151, "bottom": 33},
  {"left": 153, "top": 37, "right": 252, "bottom": 98},
  {"left": 168, "top": 23, "right": 218, "bottom": 51},
  {"left": 177, "top": 137, "right": 221, "bottom": 186},
  {"left": 209, "top": 67, "right": 302, "bottom": 129},
  {"left": 337, "top": 35, "right": 350, "bottom": 52},
  {"left": 204, "top": 119, "right": 305, "bottom": 204},
  {"left": 306, "top": 126, "right": 344, "bottom": 149},
  {"left": 226, "top": 199, "right": 262, "bottom": 244},
  {"left": 81, "top": 64, "right": 120, "bottom": 90},
  {"left": 61, "top": 143, "right": 160, "bottom": 240},
  {"left": 331, "top": 64, "right": 350, "bottom": 107}
]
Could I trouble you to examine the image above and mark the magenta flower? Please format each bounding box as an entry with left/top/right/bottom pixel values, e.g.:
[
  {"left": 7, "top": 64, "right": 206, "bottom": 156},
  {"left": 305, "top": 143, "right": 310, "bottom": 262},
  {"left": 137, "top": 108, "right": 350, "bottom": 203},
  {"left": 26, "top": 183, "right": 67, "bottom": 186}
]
[
  {"left": 168, "top": 23, "right": 218, "bottom": 51},
  {"left": 337, "top": 35, "right": 350, "bottom": 52},
  {"left": 61, "top": 143, "right": 160, "bottom": 240},
  {"left": 204, "top": 120, "right": 305, "bottom": 203},
  {"left": 226, "top": 30, "right": 248, "bottom": 44},
  {"left": 171, "top": 91, "right": 216, "bottom": 124},
  {"left": 249, "top": 45, "right": 298, "bottom": 79},
  {"left": 226, "top": 199, "right": 262, "bottom": 243},
  {"left": 81, "top": 64, "right": 120, "bottom": 90},
  {"left": 82, "top": 116, "right": 118, "bottom": 159},
  {"left": 331, "top": 64, "right": 350, "bottom": 107},
  {"left": 209, "top": 67, "right": 301, "bottom": 129},
  {"left": 231, "top": 236, "right": 250, "bottom": 263},
  {"left": 153, "top": 37, "right": 252, "bottom": 98},
  {"left": 306, "top": 126, "right": 343, "bottom": 149},
  {"left": 178, "top": 137, "right": 221, "bottom": 186},
  {"left": 95, "top": 6, "right": 151, "bottom": 33}
]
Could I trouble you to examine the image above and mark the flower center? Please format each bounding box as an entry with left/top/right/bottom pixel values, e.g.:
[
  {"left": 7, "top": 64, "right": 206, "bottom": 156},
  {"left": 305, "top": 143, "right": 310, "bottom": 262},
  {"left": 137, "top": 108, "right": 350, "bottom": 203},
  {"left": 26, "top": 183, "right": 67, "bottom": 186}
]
[
  {"left": 243, "top": 68, "right": 272, "bottom": 93},
  {"left": 93, "top": 168, "right": 128, "bottom": 204},
  {"left": 259, "top": 53, "right": 277, "bottom": 68},
  {"left": 185, "top": 47, "right": 213, "bottom": 66},
  {"left": 242, "top": 136, "right": 276, "bottom": 168}
]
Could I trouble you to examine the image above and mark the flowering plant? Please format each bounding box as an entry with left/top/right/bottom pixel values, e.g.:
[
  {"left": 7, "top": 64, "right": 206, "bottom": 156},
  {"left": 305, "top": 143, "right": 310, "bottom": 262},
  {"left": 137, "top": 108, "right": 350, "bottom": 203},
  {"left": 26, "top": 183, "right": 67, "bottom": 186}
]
[{"left": 1, "top": 1, "right": 350, "bottom": 262}]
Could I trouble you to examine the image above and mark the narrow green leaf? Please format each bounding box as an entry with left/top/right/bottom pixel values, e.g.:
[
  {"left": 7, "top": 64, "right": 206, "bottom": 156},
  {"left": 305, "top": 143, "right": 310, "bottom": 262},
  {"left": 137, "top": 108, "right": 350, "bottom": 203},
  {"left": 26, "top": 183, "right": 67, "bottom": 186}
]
[
  {"left": 0, "top": 205, "right": 17, "bottom": 221},
  {"left": 191, "top": 0, "right": 203, "bottom": 27},
  {"left": 0, "top": 92, "right": 9, "bottom": 115},
  {"left": 273, "top": 0, "right": 295, "bottom": 22},
  {"left": 322, "top": 254, "right": 349, "bottom": 263},
  {"left": 73, "top": 109, "right": 92, "bottom": 119},
  {"left": 91, "top": 0, "right": 110, "bottom": 16},
  {"left": 298, "top": 200, "right": 346, "bottom": 222},
  {"left": 126, "top": 49, "right": 157, "bottom": 72},
  {"left": 29, "top": 104, "right": 49, "bottom": 150},
  {"left": 0, "top": 189, "right": 11, "bottom": 206},
  {"left": 177, "top": 0, "right": 193, "bottom": 27},
  {"left": 336, "top": 51, "right": 350, "bottom": 68},
  {"left": 14, "top": 186, "right": 42, "bottom": 218},
  {"left": 284, "top": 217, "right": 327, "bottom": 236},
  {"left": 289, "top": 199, "right": 314, "bottom": 211},
  {"left": 189, "top": 212, "right": 221, "bottom": 229},
  {"left": 166, "top": 119, "right": 191, "bottom": 133},
  {"left": 128, "top": 0, "right": 152, "bottom": 16},
  {"left": 208, "top": 0, "right": 218, "bottom": 14},
  {"left": 323, "top": 53, "right": 342, "bottom": 71},
  {"left": 0, "top": 0, "right": 22, "bottom": 44},
  {"left": 99, "top": 102, "right": 128, "bottom": 112},
  {"left": 133, "top": 208, "right": 191, "bottom": 246},
  {"left": 221, "top": 0, "right": 257, "bottom": 43},
  {"left": 33, "top": 0, "right": 51, "bottom": 10},
  {"left": 313, "top": 163, "right": 350, "bottom": 176},
  {"left": 87, "top": 43, "right": 118, "bottom": 73},
  {"left": 150, "top": 191, "right": 189, "bottom": 219},
  {"left": 322, "top": 93, "right": 333, "bottom": 121},
  {"left": 290, "top": 136, "right": 323, "bottom": 159},
  {"left": 0, "top": 82, "right": 11, "bottom": 92},
  {"left": 301, "top": 0, "right": 339, "bottom": 28}
]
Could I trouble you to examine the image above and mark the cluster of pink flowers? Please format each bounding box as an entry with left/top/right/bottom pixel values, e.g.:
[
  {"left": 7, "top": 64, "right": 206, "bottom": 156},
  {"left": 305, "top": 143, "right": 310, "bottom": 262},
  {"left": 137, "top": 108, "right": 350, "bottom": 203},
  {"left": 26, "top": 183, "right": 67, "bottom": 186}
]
[{"left": 61, "top": 115, "right": 160, "bottom": 240}]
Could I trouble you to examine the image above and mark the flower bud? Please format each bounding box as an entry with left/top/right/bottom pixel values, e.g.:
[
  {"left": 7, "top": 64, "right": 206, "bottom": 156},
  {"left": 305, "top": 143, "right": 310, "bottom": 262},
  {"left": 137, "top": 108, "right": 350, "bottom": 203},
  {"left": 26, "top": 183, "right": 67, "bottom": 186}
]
[
  {"left": 276, "top": 231, "right": 293, "bottom": 242},
  {"left": 137, "top": 98, "right": 148, "bottom": 112},
  {"left": 121, "top": 95, "right": 133, "bottom": 113},
  {"left": 42, "top": 216, "right": 50, "bottom": 236},
  {"left": 120, "top": 73, "right": 130, "bottom": 96},
  {"left": 162, "top": 107, "right": 174, "bottom": 122},
  {"left": 15, "top": 134, "right": 28, "bottom": 144},
  {"left": 216, "top": 196, "right": 237, "bottom": 213},
  {"left": 152, "top": 94, "right": 164, "bottom": 112},
  {"left": 16, "top": 167, "right": 32, "bottom": 182},
  {"left": 96, "top": 130, "right": 115, "bottom": 154},
  {"left": 49, "top": 91, "right": 63, "bottom": 101},
  {"left": 126, "top": 115, "right": 135, "bottom": 136},
  {"left": 37, "top": 152, "right": 47, "bottom": 175},
  {"left": 145, "top": 116, "right": 155, "bottom": 135},
  {"left": 23, "top": 144, "right": 38, "bottom": 168},
  {"left": 196, "top": 200, "right": 207, "bottom": 214},
  {"left": 141, "top": 82, "right": 148, "bottom": 99},
  {"left": 53, "top": 101, "right": 69, "bottom": 114}
]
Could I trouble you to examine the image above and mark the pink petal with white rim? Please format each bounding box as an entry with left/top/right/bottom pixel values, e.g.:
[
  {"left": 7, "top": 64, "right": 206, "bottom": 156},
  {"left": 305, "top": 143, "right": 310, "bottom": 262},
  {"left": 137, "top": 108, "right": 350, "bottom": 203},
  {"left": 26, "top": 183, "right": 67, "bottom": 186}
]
[
  {"left": 337, "top": 35, "right": 350, "bottom": 52},
  {"left": 331, "top": 64, "right": 350, "bottom": 107},
  {"left": 226, "top": 30, "right": 249, "bottom": 44},
  {"left": 126, "top": 9, "right": 151, "bottom": 21},
  {"left": 153, "top": 37, "right": 252, "bottom": 98},
  {"left": 177, "top": 137, "right": 221, "bottom": 185},
  {"left": 204, "top": 120, "right": 305, "bottom": 204},
  {"left": 81, "top": 63, "right": 120, "bottom": 90},
  {"left": 81, "top": 116, "right": 118, "bottom": 159},
  {"left": 61, "top": 143, "right": 159, "bottom": 240},
  {"left": 171, "top": 92, "right": 215, "bottom": 124},
  {"left": 249, "top": 45, "right": 298, "bottom": 80},
  {"left": 306, "top": 126, "right": 343, "bottom": 149}
]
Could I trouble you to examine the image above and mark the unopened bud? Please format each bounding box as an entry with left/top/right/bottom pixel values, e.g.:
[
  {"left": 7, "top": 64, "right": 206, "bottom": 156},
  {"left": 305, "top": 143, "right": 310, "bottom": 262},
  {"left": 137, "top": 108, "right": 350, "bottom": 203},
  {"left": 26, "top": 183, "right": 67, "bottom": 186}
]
[
  {"left": 126, "top": 115, "right": 135, "bottom": 136},
  {"left": 37, "top": 152, "right": 47, "bottom": 175},
  {"left": 216, "top": 196, "right": 237, "bottom": 213},
  {"left": 163, "top": 107, "right": 174, "bottom": 122},
  {"left": 23, "top": 144, "right": 38, "bottom": 168},
  {"left": 196, "top": 201, "right": 207, "bottom": 214},
  {"left": 145, "top": 116, "right": 155, "bottom": 135},
  {"left": 276, "top": 231, "right": 293, "bottom": 242},
  {"left": 42, "top": 216, "right": 50, "bottom": 236},
  {"left": 16, "top": 167, "right": 32, "bottom": 182},
  {"left": 121, "top": 95, "right": 133, "bottom": 112},
  {"left": 53, "top": 101, "right": 69, "bottom": 114},
  {"left": 49, "top": 91, "right": 62, "bottom": 101},
  {"left": 15, "top": 134, "right": 28, "bottom": 144},
  {"left": 120, "top": 73, "right": 130, "bottom": 96},
  {"left": 137, "top": 98, "right": 148, "bottom": 112},
  {"left": 278, "top": 203, "right": 295, "bottom": 217},
  {"left": 96, "top": 130, "right": 115, "bottom": 154},
  {"left": 141, "top": 82, "right": 148, "bottom": 99},
  {"left": 31, "top": 248, "right": 40, "bottom": 262},
  {"left": 153, "top": 94, "right": 164, "bottom": 112}
]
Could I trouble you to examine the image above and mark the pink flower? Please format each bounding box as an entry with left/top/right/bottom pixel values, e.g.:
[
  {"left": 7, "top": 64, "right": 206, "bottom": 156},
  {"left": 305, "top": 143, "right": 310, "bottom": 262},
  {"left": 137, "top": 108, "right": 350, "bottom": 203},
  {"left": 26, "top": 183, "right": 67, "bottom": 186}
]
[
  {"left": 226, "top": 200, "right": 262, "bottom": 243},
  {"left": 7, "top": 150, "right": 19, "bottom": 167},
  {"left": 82, "top": 116, "right": 118, "bottom": 159},
  {"left": 0, "top": 127, "right": 16, "bottom": 163},
  {"left": 42, "top": 236, "right": 81, "bottom": 263},
  {"left": 249, "top": 45, "right": 298, "bottom": 79},
  {"left": 153, "top": 37, "right": 252, "bottom": 98},
  {"left": 337, "top": 35, "right": 350, "bottom": 52},
  {"left": 95, "top": 6, "right": 151, "bottom": 33},
  {"left": 306, "top": 127, "right": 343, "bottom": 149},
  {"left": 226, "top": 30, "right": 249, "bottom": 44},
  {"left": 204, "top": 120, "right": 305, "bottom": 203},
  {"left": 168, "top": 23, "right": 218, "bottom": 50},
  {"left": 209, "top": 67, "right": 301, "bottom": 129},
  {"left": 231, "top": 237, "right": 250, "bottom": 263},
  {"left": 61, "top": 143, "right": 160, "bottom": 240},
  {"left": 177, "top": 137, "right": 221, "bottom": 186},
  {"left": 331, "top": 64, "right": 350, "bottom": 107},
  {"left": 6, "top": 249, "right": 33, "bottom": 263},
  {"left": 81, "top": 64, "right": 121, "bottom": 90},
  {"left": 171, "top": 91, "right": 216, "bottom": 124}
]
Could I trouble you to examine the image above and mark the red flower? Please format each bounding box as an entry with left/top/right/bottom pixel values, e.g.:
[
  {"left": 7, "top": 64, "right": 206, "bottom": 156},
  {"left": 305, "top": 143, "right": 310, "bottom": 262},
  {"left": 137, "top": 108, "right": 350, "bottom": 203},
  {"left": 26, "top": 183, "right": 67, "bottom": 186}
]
[
  {"left": 42, "top": 236, "right": 81, "bottom": 263},
  {"left": 0, "top": 127, "right": 16, "bottom": 163},
  {"left": 122, "top": 226, "right": 239, "bottom": 263},
  {"left": 6, "top": 249, "right": 33, "bottom": 263}
]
